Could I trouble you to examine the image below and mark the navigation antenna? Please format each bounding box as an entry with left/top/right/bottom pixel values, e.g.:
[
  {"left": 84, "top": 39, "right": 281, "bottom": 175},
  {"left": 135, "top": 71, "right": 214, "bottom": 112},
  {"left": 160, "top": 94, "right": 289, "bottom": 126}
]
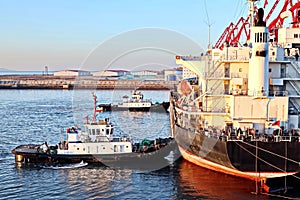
[{"left": 204, "top": 0, "right": 214, "bottom": 49}]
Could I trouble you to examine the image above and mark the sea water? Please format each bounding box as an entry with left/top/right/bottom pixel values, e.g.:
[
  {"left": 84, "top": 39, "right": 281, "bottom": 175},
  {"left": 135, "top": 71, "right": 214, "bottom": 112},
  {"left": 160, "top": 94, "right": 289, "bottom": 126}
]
[{"left": 0, "top": 89, "right": 296, "bottom": 199}]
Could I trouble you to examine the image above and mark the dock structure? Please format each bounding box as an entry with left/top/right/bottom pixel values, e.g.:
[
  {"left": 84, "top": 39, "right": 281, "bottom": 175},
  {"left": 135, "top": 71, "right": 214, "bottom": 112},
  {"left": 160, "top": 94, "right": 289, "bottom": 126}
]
[{"left": 0, "top": 75, "right": 177, "bottom": 90}]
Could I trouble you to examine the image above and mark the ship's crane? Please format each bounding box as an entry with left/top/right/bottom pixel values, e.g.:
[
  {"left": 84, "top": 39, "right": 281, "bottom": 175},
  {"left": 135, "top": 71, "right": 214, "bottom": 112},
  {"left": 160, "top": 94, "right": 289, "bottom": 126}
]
[
  {"left": 214, "top": 22, "right": 235, "bottom": 49},
  {"left": 264, "top": 0, "right": 280, "bottom": 23},
  {"left": 214, "top": 17, "right": 250, "bottom": 49},
  {"left": 268, "top": 0, "right": 293, "bottom": 38},
  {"left": 214, "top": 0, "right": 300, "bottom": 49},
  {"left": 289, "top": 1, "right": 300, "bottom": 27},
  {"left": 230, "top": 16, "right": 250, "bottom": 47}
]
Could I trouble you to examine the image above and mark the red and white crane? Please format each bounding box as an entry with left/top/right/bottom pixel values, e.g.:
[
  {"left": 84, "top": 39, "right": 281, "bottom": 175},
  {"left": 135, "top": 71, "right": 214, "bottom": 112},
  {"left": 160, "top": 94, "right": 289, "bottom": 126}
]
[{"left": 214, "top": 0, "right": 300, "bottom": 49}]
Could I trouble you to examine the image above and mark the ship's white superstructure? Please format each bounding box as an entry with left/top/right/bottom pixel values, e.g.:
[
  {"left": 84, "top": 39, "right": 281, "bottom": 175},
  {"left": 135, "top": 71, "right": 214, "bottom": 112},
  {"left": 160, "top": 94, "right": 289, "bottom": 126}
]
[{"left": 175, "top": 29, "right": 299, "bottom": 130}]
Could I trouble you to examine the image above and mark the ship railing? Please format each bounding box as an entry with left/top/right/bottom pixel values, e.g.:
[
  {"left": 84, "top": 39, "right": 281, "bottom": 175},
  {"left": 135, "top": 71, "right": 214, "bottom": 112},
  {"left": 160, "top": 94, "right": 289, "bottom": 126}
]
[
  {"left": 249, "top": 135, "right": 300, "bottom": 142},
  {"left": 279, "top": 136, "right": 292, "bottom": 142},
  {"left": 225, "top": 135, "right": 246, "bottom": 142},
  {"left": 203, "top": 107, "right": 228, "bottom": 113},
  {"left": 230, "top": 73, "right": 248, "bottom": 78},
  {"left": 223, "top": 134, "right": 300, "bottom": 143},
  {"left": 203, "top": 71, "right": 224, "bottom": 79},
  {"left": 180, "top": 55, "right": 202, "bottom": 61},
  {"left": 269, "top": 90, "right": 288, "bottom": 96}
]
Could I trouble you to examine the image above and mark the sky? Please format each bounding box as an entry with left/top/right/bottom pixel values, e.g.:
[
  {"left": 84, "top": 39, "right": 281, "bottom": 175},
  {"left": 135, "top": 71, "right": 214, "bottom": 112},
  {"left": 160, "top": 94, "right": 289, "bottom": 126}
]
[{"left": 0, "top": 0, "right": 281, "bottom": 71}]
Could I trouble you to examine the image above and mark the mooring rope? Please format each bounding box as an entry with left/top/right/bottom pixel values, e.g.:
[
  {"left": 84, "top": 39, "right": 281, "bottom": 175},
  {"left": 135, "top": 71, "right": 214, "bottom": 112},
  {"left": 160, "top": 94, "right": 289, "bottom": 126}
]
[
  {"left": 233, "top": 141, "right": 300, "bottom": 181},
  {"left": 239, "top": 140, "right": 300, "bottom": 165}
]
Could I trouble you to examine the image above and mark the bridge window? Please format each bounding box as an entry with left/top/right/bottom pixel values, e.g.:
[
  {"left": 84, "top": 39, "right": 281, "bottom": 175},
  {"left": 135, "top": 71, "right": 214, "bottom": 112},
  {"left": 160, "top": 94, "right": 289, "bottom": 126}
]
[
  {"left": 255, "top": 32, "right": 268, "bottom": 43},
  {"left": 255, "top": 33, "right": 259, "bottom": 43},
  {"left": 120, "top": 145, "right": 125, "bottom": 152},
  {"left": 96, "top": 129, "right": 100, "bottom": 135},
  {"left": 260, "top": 32, "right": 263, "bottom": 42}
]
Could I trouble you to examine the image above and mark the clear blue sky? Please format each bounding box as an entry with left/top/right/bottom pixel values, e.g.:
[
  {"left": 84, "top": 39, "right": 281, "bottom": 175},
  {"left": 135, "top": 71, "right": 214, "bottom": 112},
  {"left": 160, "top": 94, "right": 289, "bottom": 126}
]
[{"left": 0, "top": 0, "right": 276, "bottom": 71}]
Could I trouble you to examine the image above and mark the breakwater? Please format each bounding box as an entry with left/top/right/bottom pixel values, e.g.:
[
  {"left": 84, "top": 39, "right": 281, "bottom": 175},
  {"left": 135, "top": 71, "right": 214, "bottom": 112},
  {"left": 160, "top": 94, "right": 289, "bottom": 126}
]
[{"left": 0, "top": 75, "right": 177, "bottom": 90}]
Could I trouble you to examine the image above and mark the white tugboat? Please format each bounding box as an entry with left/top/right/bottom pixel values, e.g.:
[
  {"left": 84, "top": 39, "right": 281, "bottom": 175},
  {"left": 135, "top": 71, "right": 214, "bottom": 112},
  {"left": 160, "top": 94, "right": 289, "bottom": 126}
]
[
  {"left": 12, "top": 93, "right": 175, "bottom": 168},
  {"left": 117, "top": 90, "right": 152, "bottom": 111},
  {"left": 99, "top": 89, "right": 170, "bottom": 112}
]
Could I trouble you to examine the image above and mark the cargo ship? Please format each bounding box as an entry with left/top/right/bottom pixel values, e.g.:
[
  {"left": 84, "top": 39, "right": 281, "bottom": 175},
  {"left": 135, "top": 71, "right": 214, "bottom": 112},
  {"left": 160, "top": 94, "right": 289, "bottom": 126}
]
[{"left": 170, "top": 0, "right": 300, "bottom": 192}]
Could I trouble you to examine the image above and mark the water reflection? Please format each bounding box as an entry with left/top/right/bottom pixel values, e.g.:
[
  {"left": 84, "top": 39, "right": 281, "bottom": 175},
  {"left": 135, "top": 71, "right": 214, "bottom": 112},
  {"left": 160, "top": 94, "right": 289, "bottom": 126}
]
[
  {"left": 64, "top": 165, "right": 133, "bottom": 199},
  {"left": 176, "top": 160, "right": 268, "bottom": 200}
]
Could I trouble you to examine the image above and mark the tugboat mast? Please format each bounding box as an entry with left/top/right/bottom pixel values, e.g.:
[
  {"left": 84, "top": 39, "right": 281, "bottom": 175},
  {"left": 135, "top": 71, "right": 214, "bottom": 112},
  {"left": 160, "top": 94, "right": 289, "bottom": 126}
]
[{"left": 92, "top": 92, "right": 97, "bottom": 123}]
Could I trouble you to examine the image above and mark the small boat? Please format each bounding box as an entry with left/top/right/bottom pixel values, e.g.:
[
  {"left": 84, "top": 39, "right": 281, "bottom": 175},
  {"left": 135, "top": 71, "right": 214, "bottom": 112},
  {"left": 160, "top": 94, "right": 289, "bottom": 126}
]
[
  {"left": 12, "top": 93, "right": 176, "bottom": 169},
  {"left": 98, "top": 90, "right": 170, "bottom": 112}
]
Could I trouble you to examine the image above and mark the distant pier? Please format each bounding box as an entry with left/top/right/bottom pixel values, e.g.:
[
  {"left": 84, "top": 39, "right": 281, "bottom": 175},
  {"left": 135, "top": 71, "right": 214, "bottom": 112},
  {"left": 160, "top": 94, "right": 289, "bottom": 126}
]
[{"left": 0, "top": 75, "right": 177, "bottom": 90}]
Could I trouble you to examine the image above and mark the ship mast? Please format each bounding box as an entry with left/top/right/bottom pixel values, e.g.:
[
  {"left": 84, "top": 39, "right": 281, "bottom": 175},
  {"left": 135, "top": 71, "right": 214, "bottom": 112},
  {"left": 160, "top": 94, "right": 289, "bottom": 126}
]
[
  {"left": 204, "top": 0, "right": 213, "bottom": 49},
  {"left": 92, "top": 92, "right": 97, "bottom": 123},
  {"left": 248, "top": 0, "right": 258, "bottom": 27}
]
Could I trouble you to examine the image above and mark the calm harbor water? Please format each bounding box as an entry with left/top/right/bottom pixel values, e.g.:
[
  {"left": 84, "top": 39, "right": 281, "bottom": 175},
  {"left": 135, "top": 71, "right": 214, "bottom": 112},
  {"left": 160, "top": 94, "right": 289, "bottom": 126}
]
[{"left": 0, "top": 89, "right": 298, "bottom": 199}]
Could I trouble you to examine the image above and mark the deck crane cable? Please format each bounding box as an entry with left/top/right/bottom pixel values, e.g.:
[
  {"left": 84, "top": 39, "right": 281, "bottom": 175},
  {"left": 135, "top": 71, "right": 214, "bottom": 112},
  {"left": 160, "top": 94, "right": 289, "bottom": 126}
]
[
  {"left": 233, "top": 0, "right": 241, "bottom": 21},
  {"left": 239, "top": 140, "right": 300, "bottom": 165},
  {"left": 234, "top": 0, "right": 247, "bottom": 21},
  {"left": 234, "top": 141, "right": 300, "bottom": 181}
]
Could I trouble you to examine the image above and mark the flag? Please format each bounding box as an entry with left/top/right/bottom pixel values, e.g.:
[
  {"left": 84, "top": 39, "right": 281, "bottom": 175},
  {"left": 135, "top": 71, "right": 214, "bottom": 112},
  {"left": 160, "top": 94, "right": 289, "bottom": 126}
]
[
  {"left": 264, "top": 0, "right": 268, "bottom": 8},
  {"left": 96, "top": 107, "right": 103, "bottom": 112},
  {"left": 272, "top": 120, "right": 280, "bottom": 126}
]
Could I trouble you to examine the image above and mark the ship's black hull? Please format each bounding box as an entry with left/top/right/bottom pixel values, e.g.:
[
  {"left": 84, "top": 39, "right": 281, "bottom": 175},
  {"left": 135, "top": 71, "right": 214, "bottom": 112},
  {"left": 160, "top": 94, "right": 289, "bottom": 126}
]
[
  {"left": 174, "top": 125, "right": 300, "bottom": 178},
  {"left": 98, "top": 102, "right": 170, "bottom": 113}
]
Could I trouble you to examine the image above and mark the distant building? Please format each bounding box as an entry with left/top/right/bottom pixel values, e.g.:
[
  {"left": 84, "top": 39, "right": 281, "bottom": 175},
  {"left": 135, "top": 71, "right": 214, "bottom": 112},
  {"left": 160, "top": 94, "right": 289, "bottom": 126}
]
[
  {"left": 54, "top": 70, "right": 91, "bottom": 77},
  {"left": 92, "top": 70, "right": 128, "bottom": 77},
  {"left": 164, "top": 69, "right": 182, "bottom": 81},
  {"left": 130, "top": 70, "right": 159, "bottom": 78}
]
